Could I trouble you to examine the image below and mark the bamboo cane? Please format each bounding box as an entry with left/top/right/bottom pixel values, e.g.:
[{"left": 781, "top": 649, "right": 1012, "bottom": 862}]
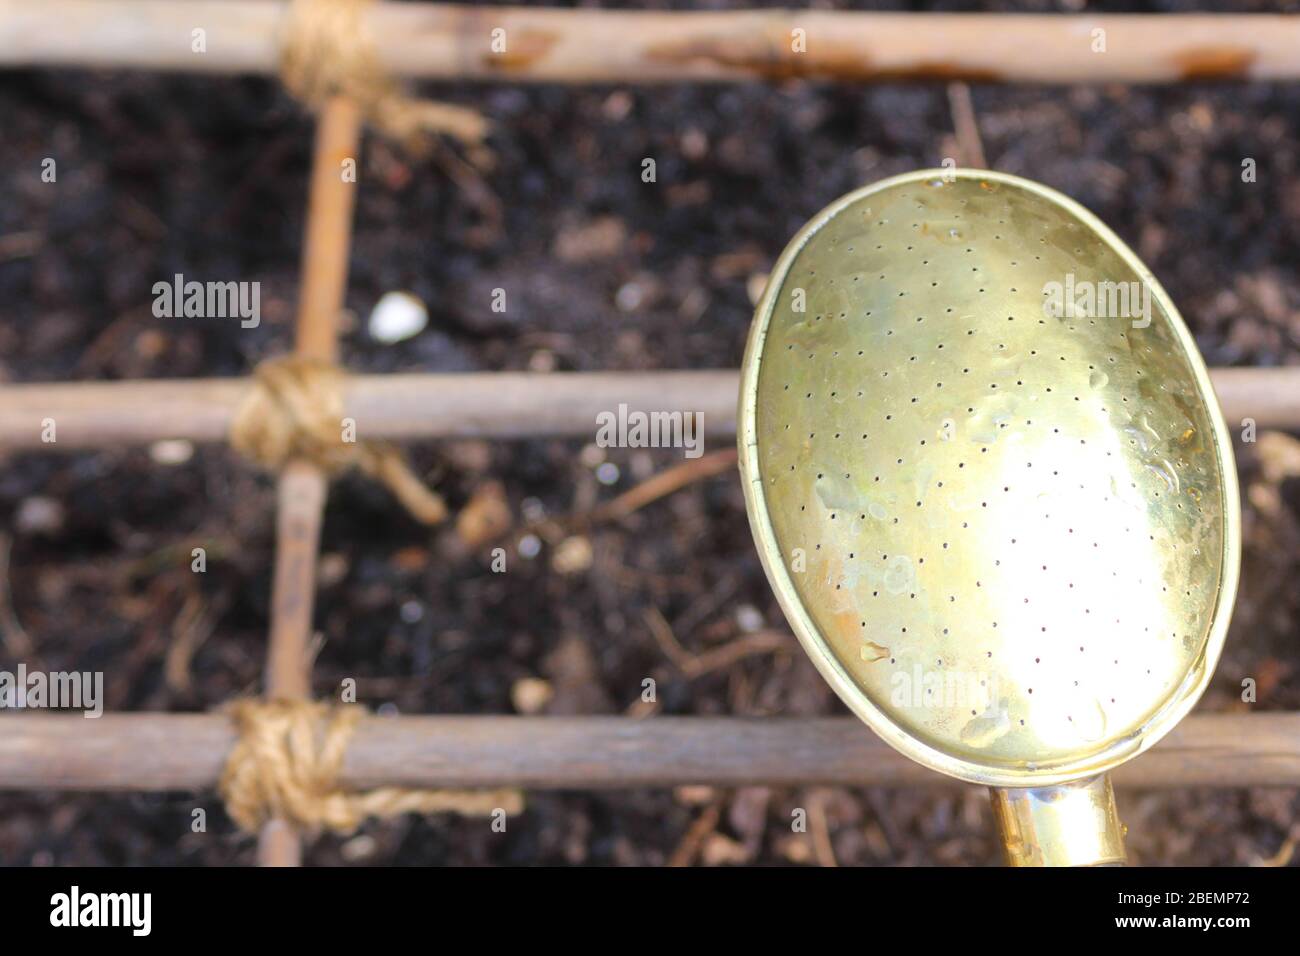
[
  {"left": 0, "top": 713, "right": 1294, "bottom": 791},
  {"left": 0, "top": 368, "right": 1292, "bottom": 451},
  {"left": 256, "top": 95, "right": 363, "bottom": 866},
  {"left": 1, "top": 4, "right": 1298, "bottom": 84}
]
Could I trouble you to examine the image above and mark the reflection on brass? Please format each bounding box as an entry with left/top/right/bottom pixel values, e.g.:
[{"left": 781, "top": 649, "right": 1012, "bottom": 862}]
[
  {"left": 991, "top": 775, "right": 1125, "bottom": 867},
  {"left": 739, "top": 169, "right": 1239, "bottom": 865}
]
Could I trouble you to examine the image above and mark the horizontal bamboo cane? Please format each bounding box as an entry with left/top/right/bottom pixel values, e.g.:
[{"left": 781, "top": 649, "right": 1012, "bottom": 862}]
[
  {"left": 0, "top": 367, "right": 1292, "bottom": 452},
  {"left": 0, "top": 712, "right": 1293, "bottom": 791},
  {"left": 1, "top": 4, "right": 1298, "bottom": 84}
]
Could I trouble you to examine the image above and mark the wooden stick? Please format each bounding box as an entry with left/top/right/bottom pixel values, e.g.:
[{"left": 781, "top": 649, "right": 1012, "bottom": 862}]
[
  {"left": 591, "top": 448, "right": 738, "bottom": 523},
  {"left": 0, "top": 712, "right": 1295, "bottom": 791},
  {"left": 260, "top": 459, "right": 323, "bottom": 867},
  {"left": 946, "top": 82, "right": 987, "bottom": 170},
  {"left": 1, "top": 367, "right": 1293, "bottom": 451},
  {"left": 2, "top": 5, "right": 1299, "bottom": 84},
  {"left": 257, "top": 96, "right": 363, "bottom": 867},
  {"left": 293, "top": 97, "right": 361, "bottom": 366},
  {"left": 265, "top": 463, "right": 326, "bottom": 706}
]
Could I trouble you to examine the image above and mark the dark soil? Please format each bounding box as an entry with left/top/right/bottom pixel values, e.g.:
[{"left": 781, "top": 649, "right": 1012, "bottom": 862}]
[{"left": 1, "top": 0, "right": 1298, "bottom": 866}]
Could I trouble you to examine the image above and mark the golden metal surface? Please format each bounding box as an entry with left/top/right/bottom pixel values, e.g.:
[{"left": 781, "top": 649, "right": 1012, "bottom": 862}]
[
  {"left": 991, "top": 776, "right": 1126, "bottom": 866},
  {"left": 740, "top": 169, "right": 1240, "bottom": 789}
]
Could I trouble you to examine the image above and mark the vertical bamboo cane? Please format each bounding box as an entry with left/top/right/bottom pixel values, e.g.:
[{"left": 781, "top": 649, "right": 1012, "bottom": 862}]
[{"left": 258, "top": 96, "right": 363, "bottom": 867}]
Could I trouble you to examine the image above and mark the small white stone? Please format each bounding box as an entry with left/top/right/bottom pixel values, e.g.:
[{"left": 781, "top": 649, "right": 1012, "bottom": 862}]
[
  {"left": 511, "top": 677, "right": 554, "bottom": 715},
  {"left": 551, "top": 535, "right": 593, "bottom": 575},
  {"left": 735, "top": 604, "right": 765, "bottom": 633},
  {"left": 615, "top": 281, "right": 644, "bottom": 312},
  {"left": 149, "top": 439, "right": 194, "bottom": 465},
  {"left": 340, "top": 834, "right": 377, "bottom": 862},
  {"left": 517, "top": 533, "right": 541, "bottom": 559},
  {"left": 367, "top": 291, "right": 428, "bottom": 344},
  {"left": 15, "top": 496, "right": 64, "bottom": 535}
]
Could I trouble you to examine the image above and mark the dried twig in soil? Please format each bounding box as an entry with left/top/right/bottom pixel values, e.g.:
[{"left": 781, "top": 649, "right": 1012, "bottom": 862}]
[
  {"left": 947, "top": 82, "right": 987, "bottom": 169},
  {"left": 806, "top": 789, "right": 840, "bottom": 868},
  {"left": 643, "top": 607, "right": 791, "bottom": 679},
  {"left": 667, "top": 800, "right": 723, "bottom": 868},
  {"left": 589, "top": 447, "right": 737, "bottom": 524},
  {"left": 0, "top": 533, "right": 35, "bottom": 658}
]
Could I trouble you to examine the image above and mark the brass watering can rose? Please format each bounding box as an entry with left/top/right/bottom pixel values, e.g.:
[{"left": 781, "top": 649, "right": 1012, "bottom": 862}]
[{"left": 739, "top": 169, "right": 1240, "bottom": 866}]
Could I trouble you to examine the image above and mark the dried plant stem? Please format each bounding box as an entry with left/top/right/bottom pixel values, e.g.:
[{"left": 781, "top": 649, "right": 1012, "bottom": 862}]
[
  {"left": 946, "top": 82, "right": 987, "bottom": 169},
  {"left": 590, "top": 448, "right": 739, "bottom": 524}
]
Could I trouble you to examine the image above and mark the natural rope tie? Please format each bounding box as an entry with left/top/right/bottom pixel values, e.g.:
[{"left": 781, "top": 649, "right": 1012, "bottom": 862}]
[
  {"left": 278, "top": 0, "right": 489, "bottom": 152},
  {"left": 229, "top": 355, "right": 447, "bottom": 525},
  {"left": 219, "top": 699, "right": 524, "bottom": 834}
]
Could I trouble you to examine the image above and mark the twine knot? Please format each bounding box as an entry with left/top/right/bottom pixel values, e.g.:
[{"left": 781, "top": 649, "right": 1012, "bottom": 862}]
[
  {"left": 230, "top": 355, "right": 448, "bottom": 525},
  {"left": 219, "top": 699, "right": 523, "bottom": 835},
  {"left": 278, "top": 0, "right": 489, "bottom": 153}
]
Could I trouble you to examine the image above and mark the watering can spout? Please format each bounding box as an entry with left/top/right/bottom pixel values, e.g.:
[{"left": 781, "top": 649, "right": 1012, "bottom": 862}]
[{"left": 991, "top": 775, "right": 1126, "bottom": 866}]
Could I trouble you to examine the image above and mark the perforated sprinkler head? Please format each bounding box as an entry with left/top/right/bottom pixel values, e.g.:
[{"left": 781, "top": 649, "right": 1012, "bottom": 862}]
[{"left": 739, "top": 169, "right": 1240, "bottom": 866}]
